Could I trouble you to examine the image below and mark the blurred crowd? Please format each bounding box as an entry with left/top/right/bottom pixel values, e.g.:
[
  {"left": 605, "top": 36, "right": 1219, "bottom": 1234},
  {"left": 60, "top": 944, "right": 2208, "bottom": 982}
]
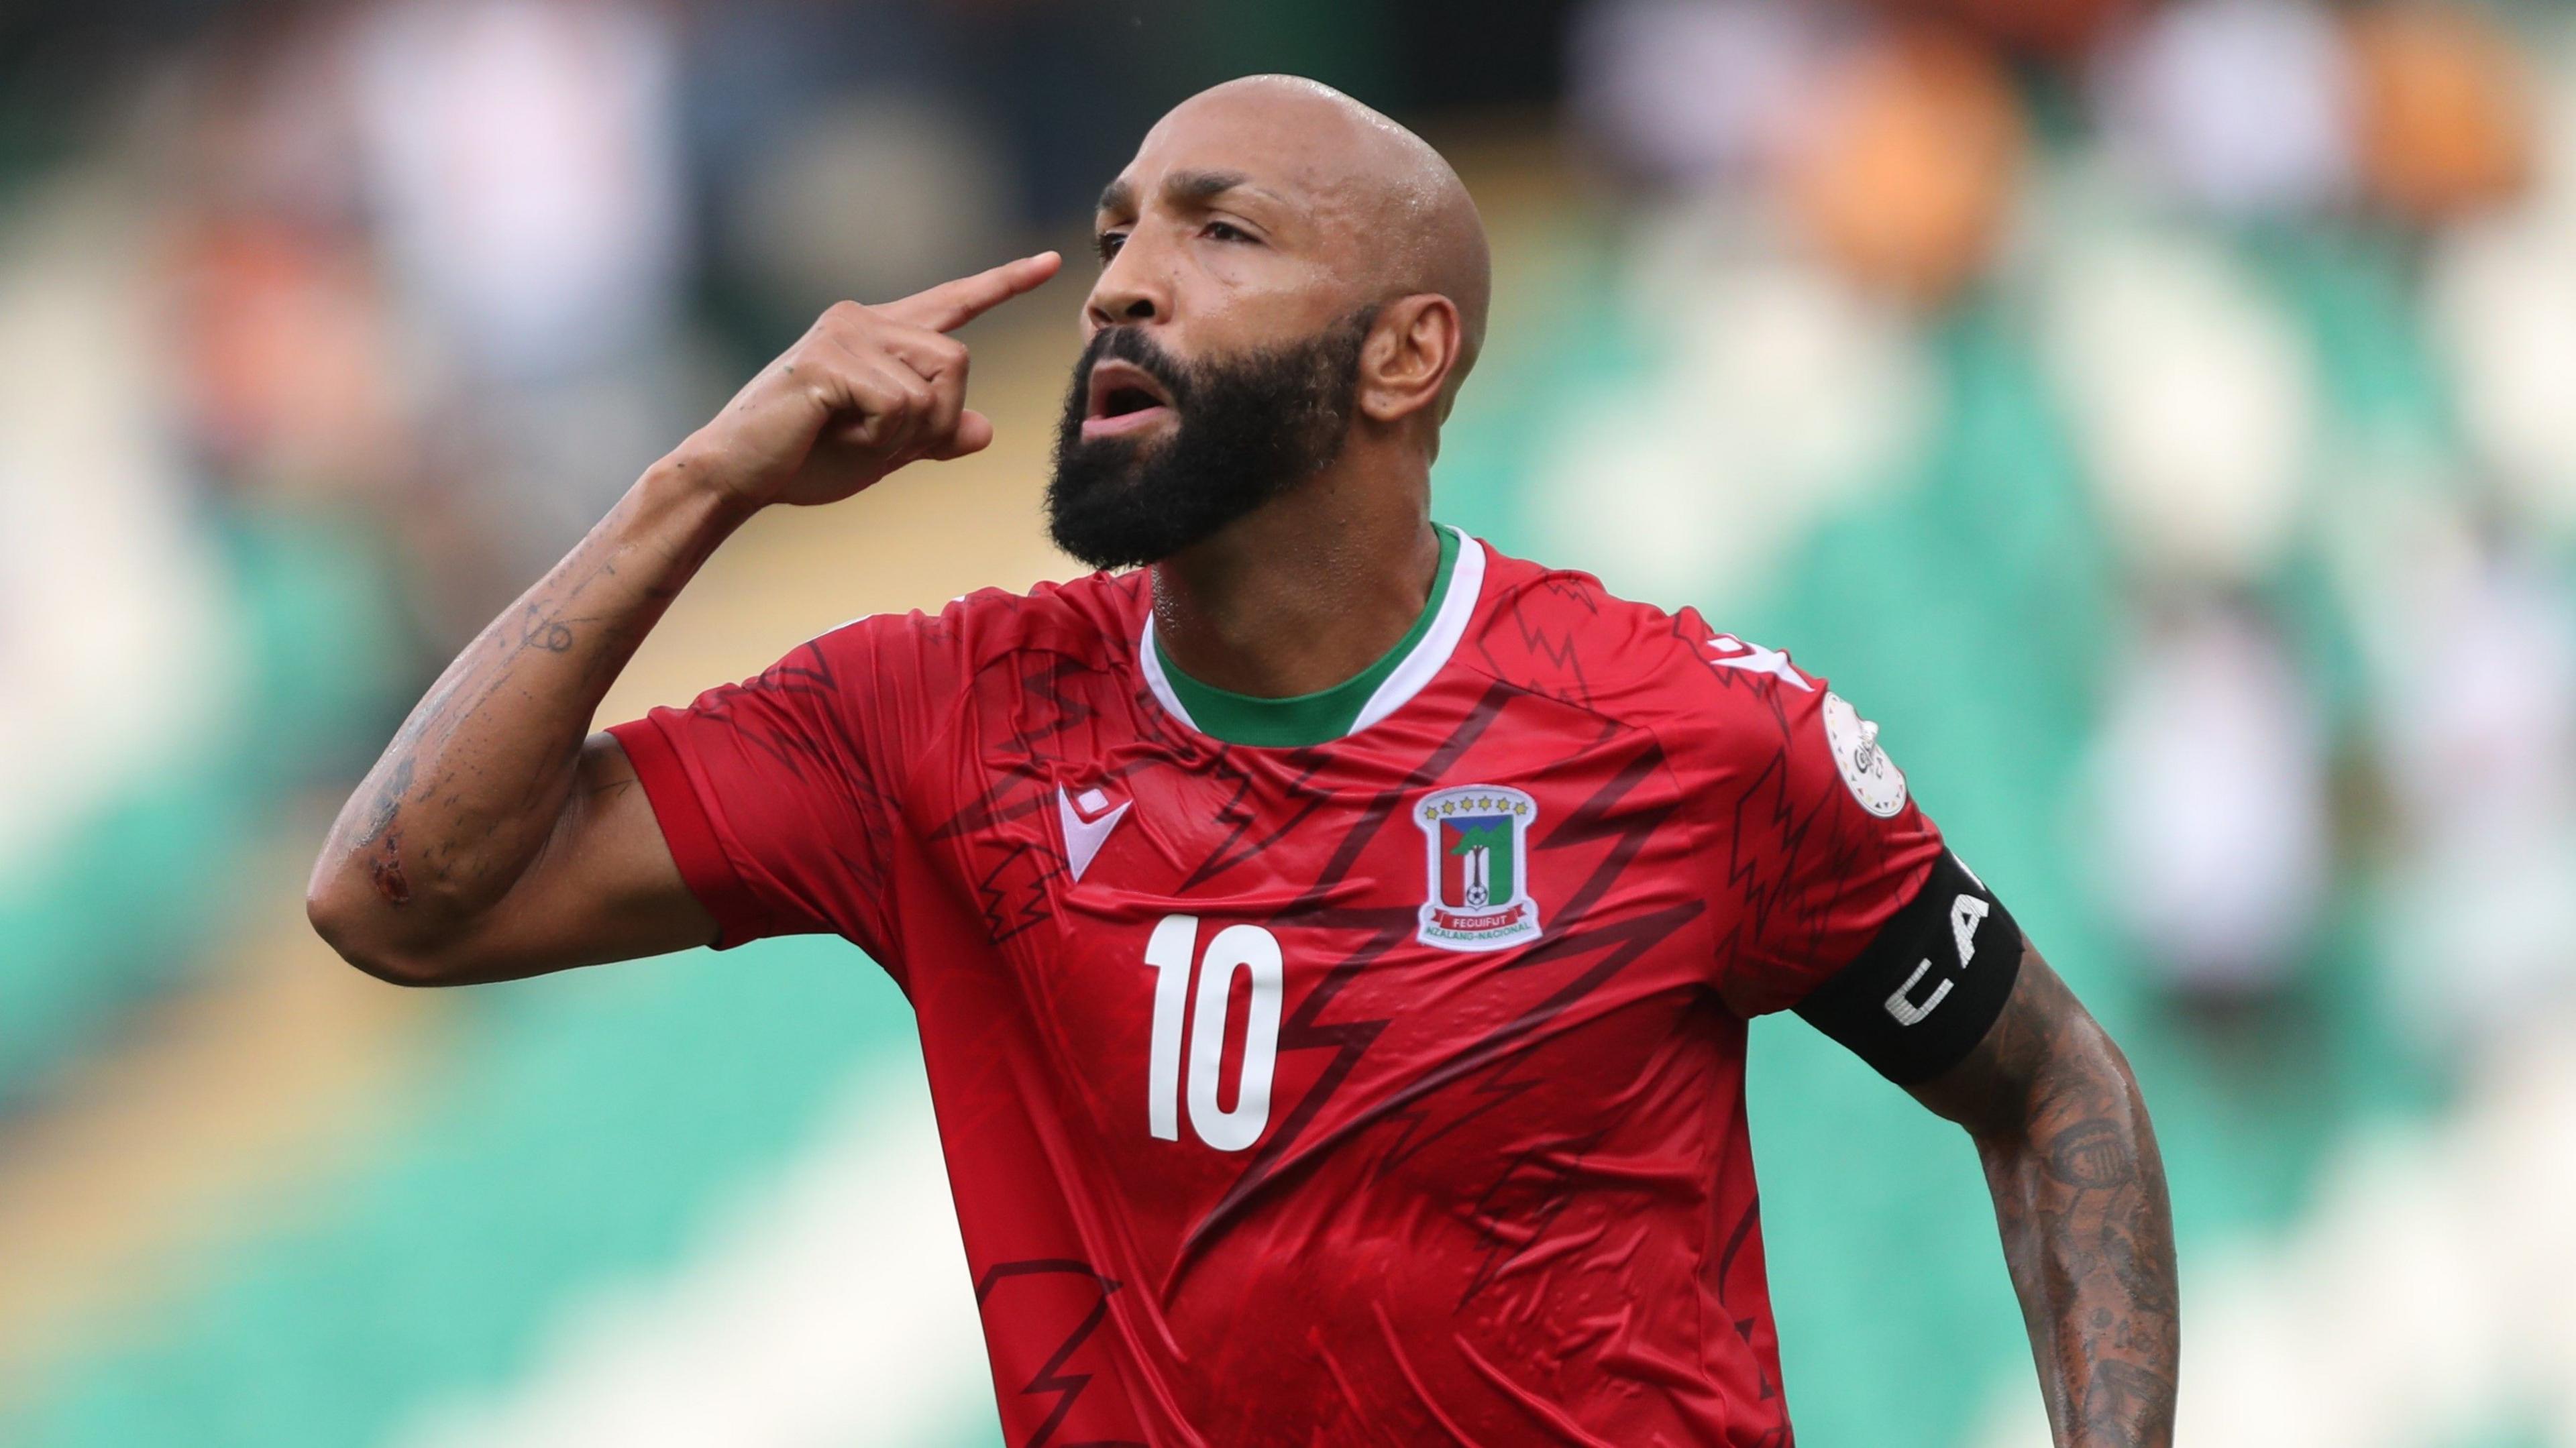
[
  {"left": 26, "top": 0, "right": 1132, "bottom": 645},
  {"left": 1561, "top": 0, "right": 2576, "bottom": 1063}
]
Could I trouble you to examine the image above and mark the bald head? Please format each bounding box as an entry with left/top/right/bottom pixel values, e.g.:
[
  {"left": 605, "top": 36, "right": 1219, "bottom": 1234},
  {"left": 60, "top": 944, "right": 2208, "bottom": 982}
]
[
  {"left": 1164, "top": 77, "right": 1490, "bottom": 378},
  {"left": 1091, "top": 75, "right": 1492, "bottom": 415}
]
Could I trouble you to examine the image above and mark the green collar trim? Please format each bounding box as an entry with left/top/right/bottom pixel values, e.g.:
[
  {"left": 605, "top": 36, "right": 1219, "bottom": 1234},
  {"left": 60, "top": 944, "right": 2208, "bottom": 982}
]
[{"left": 1146, "top": 524, "right": 1467, "bottom": 748}]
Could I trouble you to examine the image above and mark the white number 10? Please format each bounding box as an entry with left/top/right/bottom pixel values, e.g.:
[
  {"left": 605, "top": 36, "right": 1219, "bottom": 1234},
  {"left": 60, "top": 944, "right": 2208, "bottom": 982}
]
[{"left": 1142, "top": 915, "right": 1283, "bottom": 1152}]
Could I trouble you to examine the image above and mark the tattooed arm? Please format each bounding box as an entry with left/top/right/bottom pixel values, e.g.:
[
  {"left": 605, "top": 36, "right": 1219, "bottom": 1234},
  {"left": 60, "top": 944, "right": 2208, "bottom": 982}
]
[
  {"left": 306, "top": 254, "right": 1059, "bottom": 985},
  {"left": 1908, "top": 946, "right": 2179, "bottom": 1447},
  {"left": 305, "top": 471, "right": 736, "bottom": 985}
]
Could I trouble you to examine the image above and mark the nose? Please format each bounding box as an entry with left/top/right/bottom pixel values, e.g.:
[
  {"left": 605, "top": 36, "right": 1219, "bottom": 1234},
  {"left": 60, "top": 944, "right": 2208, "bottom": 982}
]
[{"left": 1084, "top": 233, "right": 1169, "bottom": 333}]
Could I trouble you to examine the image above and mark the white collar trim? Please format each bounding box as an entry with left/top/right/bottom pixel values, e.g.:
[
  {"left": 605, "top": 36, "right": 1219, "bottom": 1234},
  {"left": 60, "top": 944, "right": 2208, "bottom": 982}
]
[
  {"left": 1138, "top": 607, "right": 1196, "bottom": 730},
  {"left": 1137, "top": 524, "right": 1486, "bottom": 743}
]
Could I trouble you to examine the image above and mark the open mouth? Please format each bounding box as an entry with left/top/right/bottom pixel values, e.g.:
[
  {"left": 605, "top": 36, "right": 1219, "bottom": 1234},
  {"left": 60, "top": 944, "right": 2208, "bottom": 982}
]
[{"left": 1081, "top": 359, "right": 1177, "bottom": 439}]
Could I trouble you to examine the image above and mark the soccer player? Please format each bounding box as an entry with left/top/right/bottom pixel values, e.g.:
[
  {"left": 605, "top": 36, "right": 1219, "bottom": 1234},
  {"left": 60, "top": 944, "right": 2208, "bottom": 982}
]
[{"left": 310, "top": 76, "right": 2176, "bottom": 1447}]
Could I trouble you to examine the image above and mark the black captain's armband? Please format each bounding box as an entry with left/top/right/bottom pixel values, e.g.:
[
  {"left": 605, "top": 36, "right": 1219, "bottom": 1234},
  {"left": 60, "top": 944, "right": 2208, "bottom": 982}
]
[{"left": 1793, "top": 850, "right": 2024, "bottom": 1085}]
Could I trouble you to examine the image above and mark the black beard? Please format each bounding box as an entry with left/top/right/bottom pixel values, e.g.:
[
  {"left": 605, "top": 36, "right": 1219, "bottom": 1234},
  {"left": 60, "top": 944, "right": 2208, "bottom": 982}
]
[{"left": 1045, "top": 309, "right": 1375, "bottom": 571}]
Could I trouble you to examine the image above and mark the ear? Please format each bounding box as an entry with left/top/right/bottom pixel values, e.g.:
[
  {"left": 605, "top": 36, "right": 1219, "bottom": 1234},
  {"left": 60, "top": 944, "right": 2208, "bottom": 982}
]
[{"left": 1356, "top": 294, "right": 1464, "bottom": 426}]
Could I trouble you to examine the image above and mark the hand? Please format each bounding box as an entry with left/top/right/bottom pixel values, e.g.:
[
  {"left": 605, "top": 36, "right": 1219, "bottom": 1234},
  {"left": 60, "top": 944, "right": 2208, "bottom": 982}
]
[{"left": 668, "top": 252, "right": 1061, "bottom": 511}]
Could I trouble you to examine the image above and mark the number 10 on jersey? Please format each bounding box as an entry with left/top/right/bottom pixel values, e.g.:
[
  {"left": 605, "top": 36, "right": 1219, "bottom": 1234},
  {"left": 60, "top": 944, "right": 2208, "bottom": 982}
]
[{"left": 1141, "top": 915, "right": 1283, "bottom": 1151}]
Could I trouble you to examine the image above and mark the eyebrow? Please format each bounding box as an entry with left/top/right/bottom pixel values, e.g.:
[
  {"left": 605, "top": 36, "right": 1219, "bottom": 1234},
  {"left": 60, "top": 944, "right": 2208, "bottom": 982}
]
[{"left": 1095, "top": 169, "right": 1273, "bottom": 217}]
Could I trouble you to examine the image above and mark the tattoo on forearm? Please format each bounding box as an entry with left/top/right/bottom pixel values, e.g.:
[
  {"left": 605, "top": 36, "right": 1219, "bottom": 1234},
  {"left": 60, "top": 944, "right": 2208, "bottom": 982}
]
[
  {"left": 368, "top": 828, "right": 413, "bottom": 906},
  {"left": 1915, "top": 954, "right": 2178, "bottom": 1448},
  {"left": 2082, "top": 1359, "right": 2169, "bottom": 1446},
  {"left": 2105, "top": 1210, "right": 2179, "bottom": 1322},
  {"left": 328, "top": 524, "right": 688, "bottom": 916},
  {"left": 356, "top": 757, "right": 413, "bottom": 848},
  {"left": 2043, "top": 1117, "right": 2134, "bottom": 1192},
  {"left": 317, "top": 471, "right": 742, "bottom": 966},
  {"left": 520, "top": 603, "right": 576, "bottom": 654}
]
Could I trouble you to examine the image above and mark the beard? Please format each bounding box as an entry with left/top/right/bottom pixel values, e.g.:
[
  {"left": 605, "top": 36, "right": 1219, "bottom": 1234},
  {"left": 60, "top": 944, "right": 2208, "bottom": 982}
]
[{"left": 1045, "top": 307, "right": 1376, "bottom": 571}]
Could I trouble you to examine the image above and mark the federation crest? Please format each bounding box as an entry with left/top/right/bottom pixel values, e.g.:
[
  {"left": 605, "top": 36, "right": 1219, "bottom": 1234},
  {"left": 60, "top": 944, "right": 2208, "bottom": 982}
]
[{"left": 1413, "top": 785, "right": 1543, "bottom": 952}]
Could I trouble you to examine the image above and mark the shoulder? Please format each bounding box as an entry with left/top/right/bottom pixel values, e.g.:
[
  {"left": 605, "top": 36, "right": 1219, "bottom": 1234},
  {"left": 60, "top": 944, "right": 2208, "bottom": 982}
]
[
  {"left": 1462, "top": 539, "right": 1817, "bottom": 746},
  {"left": 806, "top": 566, "right": 1148, "bottom": 680}
]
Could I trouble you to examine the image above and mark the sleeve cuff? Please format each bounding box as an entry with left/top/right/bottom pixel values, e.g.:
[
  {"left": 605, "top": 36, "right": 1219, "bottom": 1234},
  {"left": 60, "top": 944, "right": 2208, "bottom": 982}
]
[{"left": 606, "top": 715, "right": 770, "bottom": 950}]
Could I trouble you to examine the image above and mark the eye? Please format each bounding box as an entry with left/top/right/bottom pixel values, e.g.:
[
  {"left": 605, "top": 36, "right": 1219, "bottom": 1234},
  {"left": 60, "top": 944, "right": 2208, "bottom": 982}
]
[
  {"left": 1095, "top": 230, "right": 1128, "bottom": 262},
  {"left": 1203, "top": 220, "right": 1254, "bottom": 243}
]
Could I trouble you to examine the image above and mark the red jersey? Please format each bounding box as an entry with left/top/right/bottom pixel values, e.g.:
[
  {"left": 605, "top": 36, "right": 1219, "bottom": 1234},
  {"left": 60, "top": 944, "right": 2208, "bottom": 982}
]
[{"left": 609, "top": 529, "right": 1949, "bottom": 1446}]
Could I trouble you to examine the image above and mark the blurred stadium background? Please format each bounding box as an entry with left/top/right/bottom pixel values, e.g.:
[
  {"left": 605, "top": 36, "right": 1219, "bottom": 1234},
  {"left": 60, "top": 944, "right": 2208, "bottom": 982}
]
[{"left": 3, "top": 0, "right": 2575, "bottom": 1443}]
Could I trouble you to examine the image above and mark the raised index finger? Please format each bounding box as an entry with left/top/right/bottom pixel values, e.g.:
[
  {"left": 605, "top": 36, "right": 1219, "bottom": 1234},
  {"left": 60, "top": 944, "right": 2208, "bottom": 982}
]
[{"left": 880, "top": 252, "right": 1063, "bottom": 333}]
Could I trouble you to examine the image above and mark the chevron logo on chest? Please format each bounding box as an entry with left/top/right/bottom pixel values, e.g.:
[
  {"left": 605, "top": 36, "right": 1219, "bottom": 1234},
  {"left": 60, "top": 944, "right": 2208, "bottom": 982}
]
[{"left": 1056, "top": 785, "right": 1130, "bottom": 883}]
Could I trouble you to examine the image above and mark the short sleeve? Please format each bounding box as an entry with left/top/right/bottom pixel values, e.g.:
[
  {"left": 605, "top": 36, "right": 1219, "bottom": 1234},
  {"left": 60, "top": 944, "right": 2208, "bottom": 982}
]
[
  {"left": 605, "top": 609, "right": 963, "bottom": 970},
  {"left": 1675, "top": 622, "right": 1947, "bottom": 1019}
]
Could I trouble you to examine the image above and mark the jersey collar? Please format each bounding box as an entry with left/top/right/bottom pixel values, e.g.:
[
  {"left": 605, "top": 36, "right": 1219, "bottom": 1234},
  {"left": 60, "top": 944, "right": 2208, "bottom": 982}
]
[{"left": 1140, "top": 523, "right": 1485, "bottom": 748}]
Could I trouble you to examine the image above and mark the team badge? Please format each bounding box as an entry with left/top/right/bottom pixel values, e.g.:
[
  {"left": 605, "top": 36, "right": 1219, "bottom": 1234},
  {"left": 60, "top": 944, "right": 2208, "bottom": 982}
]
[
  {"left": 1414, "top": 785, "right": 1543, "bottom": 952},
  {"left": 1822, "top": 691, "right": 1908, "bottom": 817}
]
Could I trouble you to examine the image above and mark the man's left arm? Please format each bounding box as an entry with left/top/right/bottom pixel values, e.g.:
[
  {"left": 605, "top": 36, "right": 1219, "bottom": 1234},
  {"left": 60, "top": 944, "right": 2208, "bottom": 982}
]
[
  {"left": 1907, "top": 942, "right": 2180, "bottom": 1448},
  {"left": 1676, "top": 641, "right": 2177, "bottom": 1441}
]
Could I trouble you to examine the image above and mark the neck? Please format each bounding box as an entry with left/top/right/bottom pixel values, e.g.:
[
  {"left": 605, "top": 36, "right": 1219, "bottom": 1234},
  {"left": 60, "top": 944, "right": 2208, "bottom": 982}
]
[{"left": 1148, "top": 445, "right": 1438, "bottom": 699}]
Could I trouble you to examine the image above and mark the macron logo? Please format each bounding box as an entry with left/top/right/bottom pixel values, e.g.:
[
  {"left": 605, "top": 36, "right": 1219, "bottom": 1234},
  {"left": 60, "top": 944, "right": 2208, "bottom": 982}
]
[
  {"left": 1056, "top": 785, "right": 1131, "bottom": 883},
  {"left": 1705, "top": 634, "right": 1813, "bottom": 691}
]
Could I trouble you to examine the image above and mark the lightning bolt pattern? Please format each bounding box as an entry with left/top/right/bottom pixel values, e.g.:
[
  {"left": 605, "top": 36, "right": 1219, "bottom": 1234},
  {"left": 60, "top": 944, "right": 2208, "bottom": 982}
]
[{"left": 619, "top": 545, "right": 1947, "bottom": 1446}]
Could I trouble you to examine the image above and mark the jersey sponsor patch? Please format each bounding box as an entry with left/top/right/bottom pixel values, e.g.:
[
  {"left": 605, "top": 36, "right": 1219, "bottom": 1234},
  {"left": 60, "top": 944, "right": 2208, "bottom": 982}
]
[
  {"left": 1823, "top": 691, "right": 1908, "bottom": 818},
  {"left": 1414, "top": 785, "right": 1543, "bottom": 952}
]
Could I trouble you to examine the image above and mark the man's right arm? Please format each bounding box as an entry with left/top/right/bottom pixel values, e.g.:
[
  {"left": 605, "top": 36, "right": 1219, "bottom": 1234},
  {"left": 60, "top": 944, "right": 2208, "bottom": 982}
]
[
  {"left": 306, "top": 252, "right": 1061, "bottom": 985},
  {"left": 307, "top": 468, "right": 739, "bottom": 985}
]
